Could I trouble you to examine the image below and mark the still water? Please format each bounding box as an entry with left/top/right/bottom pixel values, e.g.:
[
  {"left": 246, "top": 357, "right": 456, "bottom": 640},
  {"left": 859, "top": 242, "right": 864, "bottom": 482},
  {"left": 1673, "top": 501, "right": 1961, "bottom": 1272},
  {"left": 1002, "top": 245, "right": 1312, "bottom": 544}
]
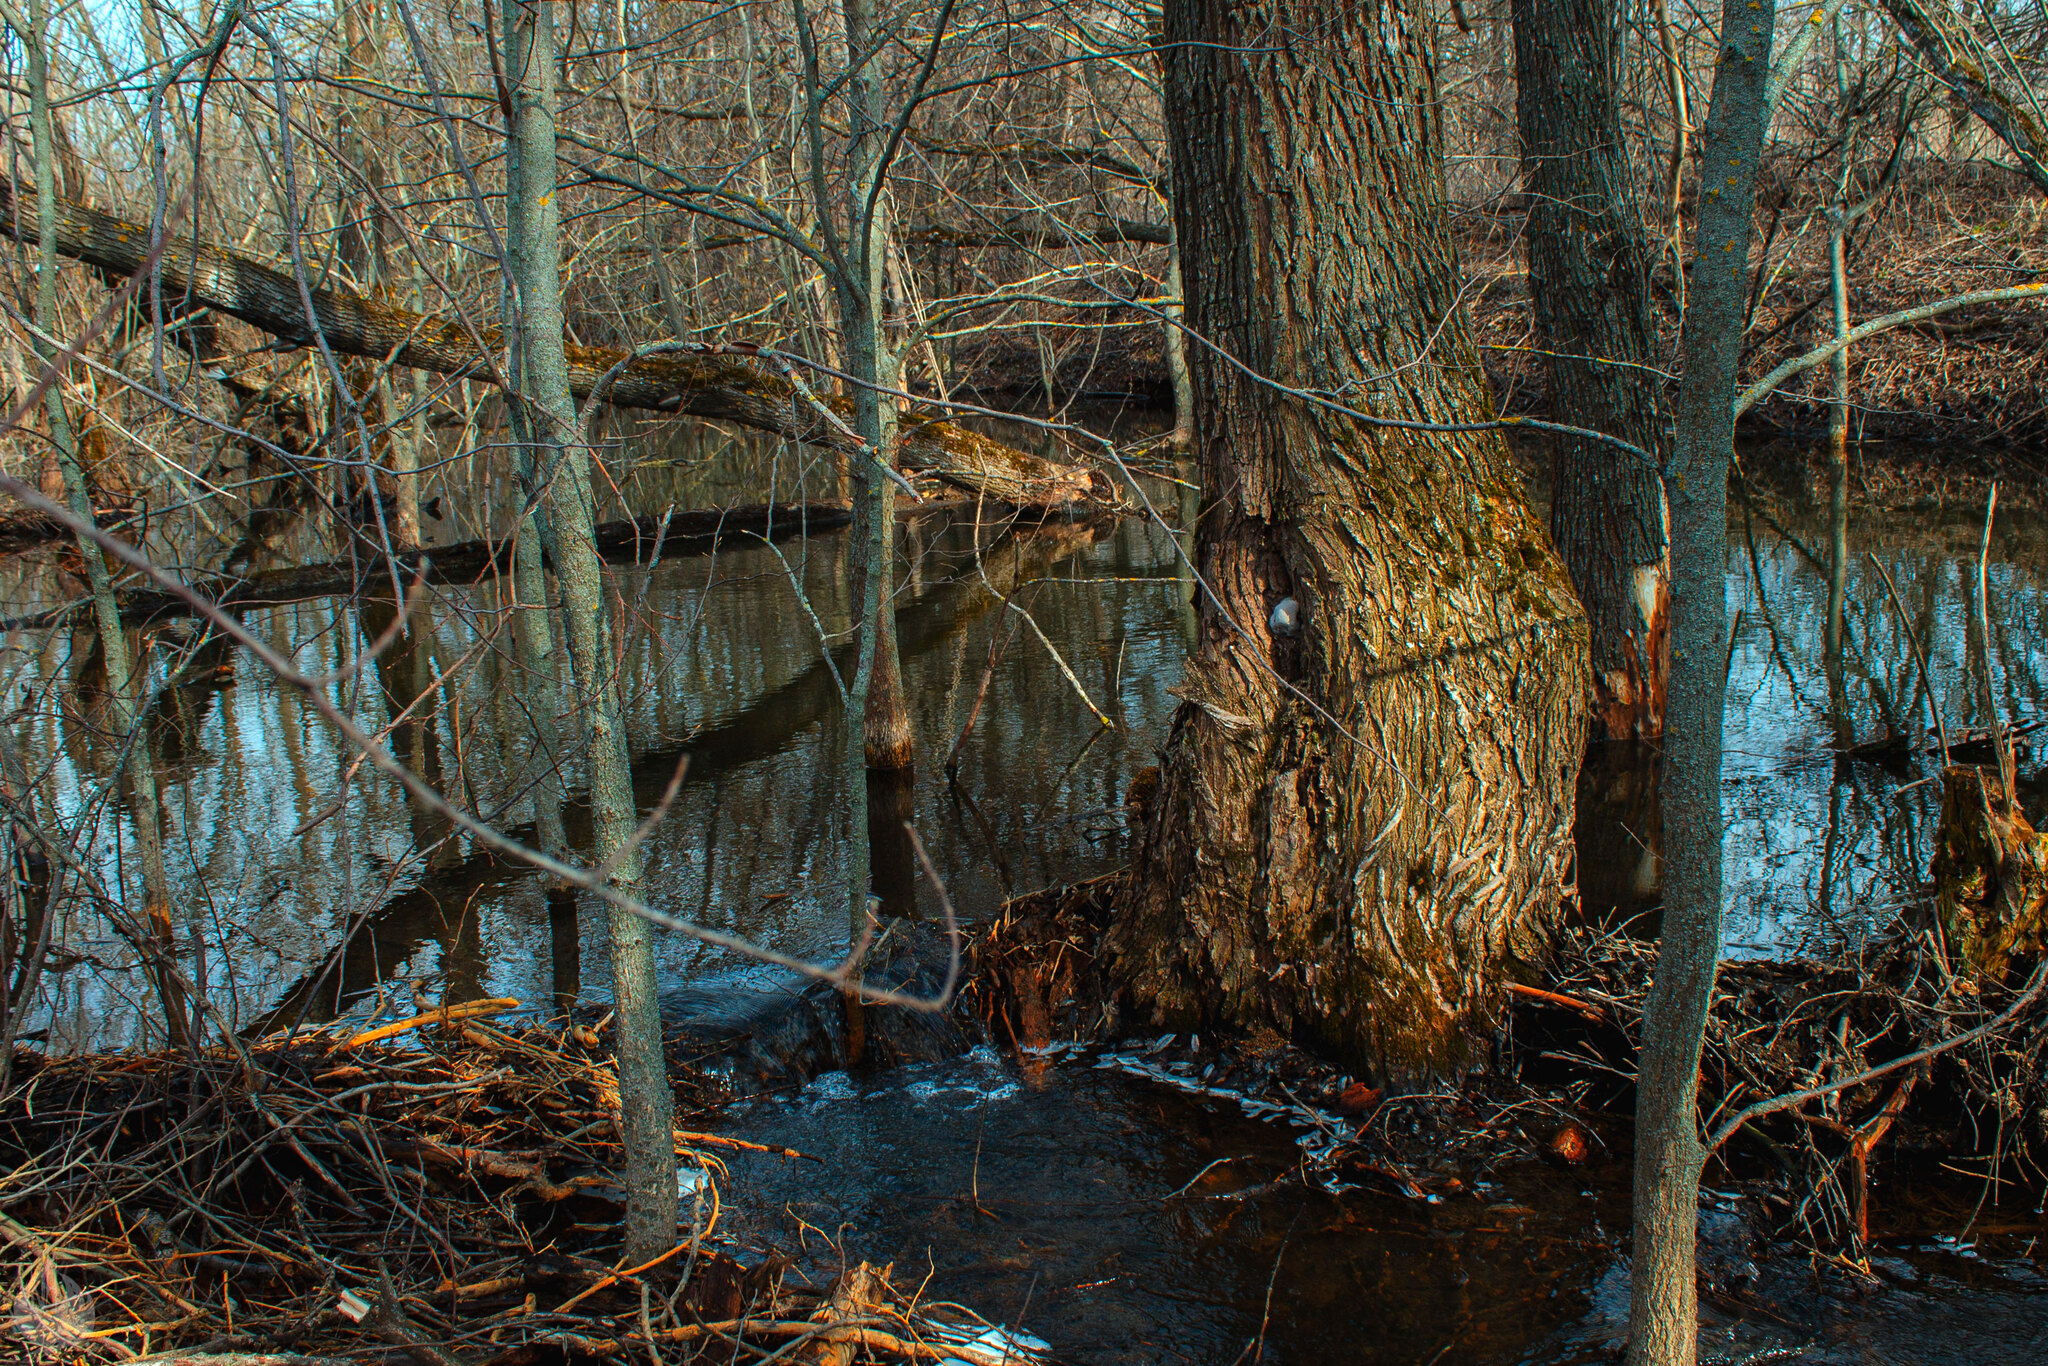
[{"left": 2, "top": 429, "right": 2044, "bottom": 1361}]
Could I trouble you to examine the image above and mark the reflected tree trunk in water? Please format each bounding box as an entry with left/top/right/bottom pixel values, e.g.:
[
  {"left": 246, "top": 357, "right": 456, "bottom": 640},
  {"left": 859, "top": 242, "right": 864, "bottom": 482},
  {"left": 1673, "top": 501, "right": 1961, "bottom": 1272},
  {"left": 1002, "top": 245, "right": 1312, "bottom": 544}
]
[
  {"left": 1575, "top": 742, "right": 1664, "bottom": 930},
  {"left": 1824, "top": 216, "right": 1853, "bottom": 745},
  {"left": 358, "top": 595, "right": 459, "bottom": 877},
  {"left": 1513, "top": 0, "right": 1671, "bottom": 741},
  {"left": 503, "top": 0, "right": 676, "bottom": 1260},
  {"left": 0, "top": 720, "right": 53, "bottom": 1092},
  {"left": 865, "top": 767, "right": 919, "bottom": 924},
  {"left": 15, "top": 0, "right": 185, "bottom": 1050},
  {"left": 851, "top": 765, "right": 919, "bottom": 1062},
  {"left": 1110, "top": 0, "right": 1590, "bottom": 1076},
  {"left": 549, "top": 887, "right": 582, "bottom": 1016},
  {"left": 1629, "top": 5, "right": 1775, "bottom": 1364}
]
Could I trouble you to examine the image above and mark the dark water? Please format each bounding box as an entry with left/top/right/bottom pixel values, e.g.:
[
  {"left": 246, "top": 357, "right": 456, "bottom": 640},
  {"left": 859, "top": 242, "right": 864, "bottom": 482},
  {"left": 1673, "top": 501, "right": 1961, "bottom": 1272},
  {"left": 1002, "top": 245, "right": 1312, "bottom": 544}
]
[
  {"left": 713, "top": 1052, "right": 2048, "bottom": 1364},
  {"left": 4, "top": 430, "right": 2046, "bottom": 1360}
]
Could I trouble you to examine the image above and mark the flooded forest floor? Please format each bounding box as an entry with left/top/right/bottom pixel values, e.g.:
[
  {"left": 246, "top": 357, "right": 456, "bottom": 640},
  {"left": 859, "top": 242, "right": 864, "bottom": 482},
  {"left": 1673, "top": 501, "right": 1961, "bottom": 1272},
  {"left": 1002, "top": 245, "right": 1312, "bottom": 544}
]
[{"left": 4, "top": 422, "right": 2048, "bottom": 1362}]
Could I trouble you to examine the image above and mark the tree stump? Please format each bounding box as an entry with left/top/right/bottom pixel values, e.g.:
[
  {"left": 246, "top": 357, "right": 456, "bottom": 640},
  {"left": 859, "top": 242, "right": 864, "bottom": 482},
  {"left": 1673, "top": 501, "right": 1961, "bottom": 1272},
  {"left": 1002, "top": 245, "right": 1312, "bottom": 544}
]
[{"left": 1932, "top": 764, "right": 2048, "bottom": 973}]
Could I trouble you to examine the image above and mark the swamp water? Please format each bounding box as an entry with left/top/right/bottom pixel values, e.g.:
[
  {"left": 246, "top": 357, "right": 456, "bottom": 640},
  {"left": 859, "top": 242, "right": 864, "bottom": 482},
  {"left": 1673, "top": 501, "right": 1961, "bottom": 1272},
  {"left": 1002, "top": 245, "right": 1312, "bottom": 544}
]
[{"left": 3, "top": 435, "right": 2046, "bottom": 1362}]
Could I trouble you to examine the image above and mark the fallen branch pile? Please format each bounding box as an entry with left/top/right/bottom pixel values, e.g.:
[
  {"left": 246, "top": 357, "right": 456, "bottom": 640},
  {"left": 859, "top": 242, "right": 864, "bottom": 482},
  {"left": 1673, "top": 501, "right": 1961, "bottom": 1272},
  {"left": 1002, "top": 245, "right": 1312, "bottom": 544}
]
[
  {"left": 0, "top": 1012, "right": 1038, "bottom": 1365},
  {"left": 970, "top": 859, "right": 2048, "bottom": 1247},
  {"left": 1518, "top": 913, "right": 2048, "bottom": 1246}
]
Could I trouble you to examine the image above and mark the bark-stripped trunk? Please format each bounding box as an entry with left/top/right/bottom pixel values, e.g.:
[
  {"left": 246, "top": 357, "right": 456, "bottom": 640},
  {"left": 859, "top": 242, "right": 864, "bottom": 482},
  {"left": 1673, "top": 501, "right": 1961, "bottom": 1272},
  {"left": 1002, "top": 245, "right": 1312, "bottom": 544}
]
[
  {"left": 1513, "top": 0, "right": 1671, "bottom": 741},
  {"left": 503, "top": 0, "right": 676, "bottom": 1261},
  {"left": 1824, "top": 214, "right": 1853, "bottom": 744},
  {"left": 0, "top": 184, "right": 1120, "bottom": 516},
  {"left": 1108, "top": 0, "right": 1590, "bottom": 1077}
]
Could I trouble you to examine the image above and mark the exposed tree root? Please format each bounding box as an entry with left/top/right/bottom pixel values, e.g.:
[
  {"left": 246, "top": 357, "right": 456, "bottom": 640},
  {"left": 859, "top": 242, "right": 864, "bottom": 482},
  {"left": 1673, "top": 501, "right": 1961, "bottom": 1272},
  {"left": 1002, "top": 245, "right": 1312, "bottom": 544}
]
[{"left": 1933, "top": 763, "right": 2048, "bottom": 973}]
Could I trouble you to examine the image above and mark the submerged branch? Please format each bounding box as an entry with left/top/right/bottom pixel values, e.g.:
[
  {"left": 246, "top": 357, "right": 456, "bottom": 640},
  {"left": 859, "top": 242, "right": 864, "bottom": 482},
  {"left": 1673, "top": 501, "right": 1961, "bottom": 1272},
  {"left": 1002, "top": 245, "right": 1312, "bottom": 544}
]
[{"left": 0, "top": 502, "right": 850, "bottom": 631}]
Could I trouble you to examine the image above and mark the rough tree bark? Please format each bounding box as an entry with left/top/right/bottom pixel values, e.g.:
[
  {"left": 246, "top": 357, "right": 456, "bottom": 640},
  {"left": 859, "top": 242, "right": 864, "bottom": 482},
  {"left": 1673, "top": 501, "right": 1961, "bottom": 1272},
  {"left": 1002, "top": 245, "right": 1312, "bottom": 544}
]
[
  {"left": 1629, "top": 3, "right": 1776, "bottom": 1363},
  {"left": 1105, "top": 0, "right": 1590, "bottom": 1077},
  {"left": 1513, "top": 0, "right": 1672, "bottom": 741},
  {"left": 0, "top": 185, "right": 1122, "bottom": 516}
]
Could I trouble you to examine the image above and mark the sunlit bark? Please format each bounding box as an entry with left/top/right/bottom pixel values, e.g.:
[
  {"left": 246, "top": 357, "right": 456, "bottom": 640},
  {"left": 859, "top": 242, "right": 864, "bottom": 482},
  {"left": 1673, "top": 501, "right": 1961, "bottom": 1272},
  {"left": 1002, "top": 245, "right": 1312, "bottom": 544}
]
[{"left": 1111, "top": 0, "right": 1590, "bottom": 1077}]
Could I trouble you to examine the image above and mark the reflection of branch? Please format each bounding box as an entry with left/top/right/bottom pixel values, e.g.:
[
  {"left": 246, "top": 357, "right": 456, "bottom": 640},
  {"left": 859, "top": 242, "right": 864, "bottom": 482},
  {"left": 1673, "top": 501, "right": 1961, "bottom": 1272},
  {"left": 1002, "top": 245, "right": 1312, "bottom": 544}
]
[
  {"left": 0, "top": 470, "right": 958, "bottom": 1012},
  {"left": 1866, "top": 552, "right": 1950, "bottom": 765}
]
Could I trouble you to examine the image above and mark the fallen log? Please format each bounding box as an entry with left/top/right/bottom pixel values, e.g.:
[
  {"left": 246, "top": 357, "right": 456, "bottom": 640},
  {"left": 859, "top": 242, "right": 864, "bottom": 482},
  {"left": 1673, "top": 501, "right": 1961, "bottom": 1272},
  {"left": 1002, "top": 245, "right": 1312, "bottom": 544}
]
[
  {"left": 0, "top": 183, "right": 1124, "bottom": 514},
  {"left": 0, "top": 500, "right": 850, "bottom": 632},
  {"left": 0, "top": 505, "right": 136, "bottom": 551}
]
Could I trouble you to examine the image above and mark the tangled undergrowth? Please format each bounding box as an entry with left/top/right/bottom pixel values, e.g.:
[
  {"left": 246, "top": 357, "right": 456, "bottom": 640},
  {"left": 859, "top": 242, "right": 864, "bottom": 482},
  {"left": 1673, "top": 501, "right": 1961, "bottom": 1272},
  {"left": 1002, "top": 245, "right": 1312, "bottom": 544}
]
[
  {"left": 0, "top": 1008, "right": 1042, "bottom": 1366},
  {"left": 969, "top": 862, "right": 2048, "bottom": 1255}
]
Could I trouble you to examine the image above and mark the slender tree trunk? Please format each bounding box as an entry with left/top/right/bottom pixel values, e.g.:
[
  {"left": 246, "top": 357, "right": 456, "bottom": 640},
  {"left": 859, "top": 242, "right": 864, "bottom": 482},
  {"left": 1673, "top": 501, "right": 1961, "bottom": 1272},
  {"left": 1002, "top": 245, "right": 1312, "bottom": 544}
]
[
  {"left": 1655, "top": 0, "right": 1691, "bottom": 254},
  {"left": 1108, "top": 0, "right": 1590, "bottom": 1077},
  {"left": 336, "top": 0, "right": 421, "bottom": 551},
  {"left": 503, "top": 0, "right": 676, "bottom": 1260},
  {"left": 1824, "top": 214, "right": 1853, "bottom": 743},
  {"left": 1514, "top": 0, "right": 1672, "bottom": 741},
  {"left": 19, "top": 0, "right": 185, "bottom": 1048},
  {"left": 1628, "top": 5, "right": 1776, "bottom": 1363},
  {"left": 837, "top": 0, "right": 914, "bottom": 775},
  {"left": 1163, "top": 223, "right": 1195, "bottom": 449},
  {"left": 501, "top": 120, "right": 572, "bottom": 881}
]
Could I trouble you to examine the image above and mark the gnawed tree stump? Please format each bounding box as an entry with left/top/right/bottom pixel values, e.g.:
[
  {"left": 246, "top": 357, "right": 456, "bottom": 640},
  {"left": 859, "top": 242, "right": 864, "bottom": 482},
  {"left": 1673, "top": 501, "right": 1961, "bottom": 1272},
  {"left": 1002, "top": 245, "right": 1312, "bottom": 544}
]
[{"left": 1932, "top": 764, "right": 2048, "bottom": 973}]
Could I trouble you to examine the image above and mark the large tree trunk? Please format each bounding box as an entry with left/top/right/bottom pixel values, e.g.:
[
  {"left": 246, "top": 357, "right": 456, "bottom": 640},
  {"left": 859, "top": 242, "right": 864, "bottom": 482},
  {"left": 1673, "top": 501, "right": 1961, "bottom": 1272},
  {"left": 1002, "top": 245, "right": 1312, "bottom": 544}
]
[
  {"left": 1513, "top": 0, "right": 1672, "bottom": 741},
  {"left": 0, "top": 185, "right": 1121, "bottom": 516},
  {"left": 1105, "top": 0, "right": 1590, "bottom": 1077}
]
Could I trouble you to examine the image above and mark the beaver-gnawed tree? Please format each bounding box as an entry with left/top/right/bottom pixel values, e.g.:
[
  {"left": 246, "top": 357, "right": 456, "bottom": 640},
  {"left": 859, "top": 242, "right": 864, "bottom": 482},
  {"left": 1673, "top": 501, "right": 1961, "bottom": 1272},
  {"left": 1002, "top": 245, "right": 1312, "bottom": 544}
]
[{"left": 1103, "top": 0, "right": 1592, "bottom": 1077}]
